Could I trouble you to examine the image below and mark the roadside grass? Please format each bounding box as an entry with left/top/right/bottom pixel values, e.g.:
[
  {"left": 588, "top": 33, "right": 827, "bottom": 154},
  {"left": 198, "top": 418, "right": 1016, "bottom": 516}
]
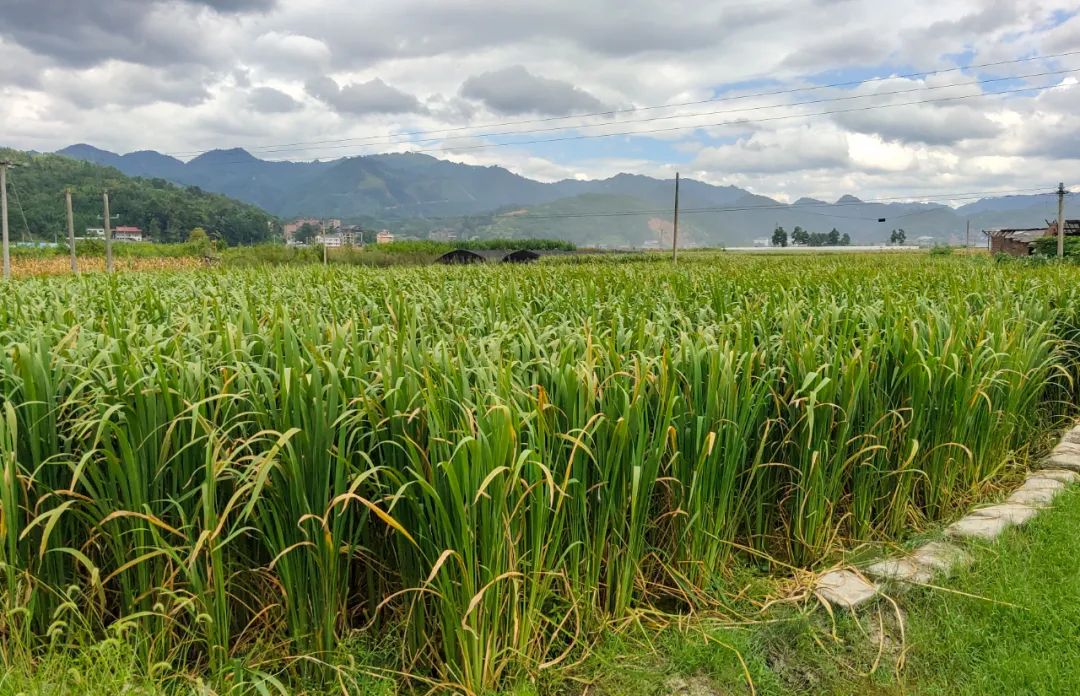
[{"left": 534, "top": 487, "right": 1080, "bottom": 696}]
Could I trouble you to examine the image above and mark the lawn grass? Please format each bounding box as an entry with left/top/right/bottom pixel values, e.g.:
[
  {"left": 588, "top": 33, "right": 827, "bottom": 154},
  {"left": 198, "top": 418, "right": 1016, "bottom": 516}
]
[{"left": 539, "top": 487, "right": 1080, "bottom": 696}]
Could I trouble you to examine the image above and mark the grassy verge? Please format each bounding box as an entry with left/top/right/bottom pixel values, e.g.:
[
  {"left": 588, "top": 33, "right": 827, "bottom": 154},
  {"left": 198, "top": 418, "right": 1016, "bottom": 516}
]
[{"left": 535, "top": 487, "right": 1080, "bottom": 696}]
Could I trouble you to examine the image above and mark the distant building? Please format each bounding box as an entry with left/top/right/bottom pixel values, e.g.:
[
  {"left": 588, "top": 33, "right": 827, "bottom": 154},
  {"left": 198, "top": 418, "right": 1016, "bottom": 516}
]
[
  {"left": 753, "top": 238, "right": 770, "bottom": 247},
  {"left": 985, "top": 219, "right": 1080, "bottom": 256},
  {"left": 376, "top": 230, "right": 395, "bottom": 244},
  {"left": 83, "top": 227, "right": 105, "bottom": 238},
  {"left": 113, "top": 226, "right": 144, "bottom": 242},
  {"left": 283, "top": 218, "right": 319, "bottom": 240},
  {"left": 429, "top": 228, "right": 459, "bottom": 242},
  {"left": 314, "top": 234, "right": 341, "bottom": 248}
]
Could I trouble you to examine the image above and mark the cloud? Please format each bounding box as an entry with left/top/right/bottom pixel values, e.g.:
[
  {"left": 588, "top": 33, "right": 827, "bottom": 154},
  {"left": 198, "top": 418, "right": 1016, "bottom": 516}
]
[
  {"left": 692, "top": 127, "right": 851, "bottom": 174},
  {"left": 43, "top": 62, "right": 212, "bottom": 109},
  {"left": 305, "top": 76, "right": 426, "bottom": 114},
  {"left": 249, "top": 32, "right": 332, "bottom": 74},
  {"left": 460, "top": 66, "right": 610, "bottom": 115},
  {"left": 1, "top": 0, "right": 1079, "bottom": 206},
  {"left": 247, "top": 86, "right": 302, "bottom": 113}
]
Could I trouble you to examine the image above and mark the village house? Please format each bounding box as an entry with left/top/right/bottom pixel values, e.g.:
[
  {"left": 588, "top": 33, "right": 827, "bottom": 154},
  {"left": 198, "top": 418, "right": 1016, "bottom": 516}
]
[
  {"left": 985, "top": 219, "right": 1080, "bottom": 256},
  {"left": 113, "top": 226, "right": 144, "bottom": 242}
]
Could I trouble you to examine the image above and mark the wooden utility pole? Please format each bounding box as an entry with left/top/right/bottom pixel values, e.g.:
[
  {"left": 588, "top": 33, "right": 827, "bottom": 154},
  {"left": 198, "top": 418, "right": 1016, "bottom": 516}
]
[
  {"left": 672, "top": 172, "right": 680, "bottom": 262},
  {"left": 65, "top": 189, "right": 78, "bottom": 273},
  {"left": 103, "top": 191, "right": 114, "bottom": 273},
  {"left": 1058, "top": 182, "right": 1067, "bottom": 259},
  {"left": 1, "top": 161, "right": 10, "bottom": 281}
]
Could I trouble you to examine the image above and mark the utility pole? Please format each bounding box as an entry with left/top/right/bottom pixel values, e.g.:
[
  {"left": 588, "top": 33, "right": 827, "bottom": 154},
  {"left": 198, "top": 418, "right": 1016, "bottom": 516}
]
[
  {"left": 672, "top": 172, "right": 680, "bottom": 262},
  {"left": 1057, "top": 182, "right": 1067, "bottom": 259},
  {"left": 65, "top": 189, "right": 78, "bottom": 273},
  {"left": 103, "top": 191, "right": 114, "bottom": 273},
  {"left": 965, "top": 219, "right": 970, "bottom": 254},
  {"left": 1, "top": 160, "right": 10, "bottom": 281}
]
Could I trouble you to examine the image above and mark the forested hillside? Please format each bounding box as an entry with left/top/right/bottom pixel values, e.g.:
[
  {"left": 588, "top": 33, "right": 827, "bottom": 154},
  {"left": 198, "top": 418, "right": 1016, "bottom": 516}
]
[{"left": 1, "top": 149, "right": 279, "bottom": 245}]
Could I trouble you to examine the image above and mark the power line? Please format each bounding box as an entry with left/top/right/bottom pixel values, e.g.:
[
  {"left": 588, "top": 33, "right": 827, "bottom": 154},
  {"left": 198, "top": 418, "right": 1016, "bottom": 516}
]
[
  {"left": 7, "top": 172, "right": 32, "bottom": 243},
  {"left": 189, "top": 82, "right": 1071, "bottom": 168},
  {"left": 166, "top": 49, "right": 1080, "bottom": 159},
  {"left": 222, "top": 67, "right": 1078, "bottom": 158}
]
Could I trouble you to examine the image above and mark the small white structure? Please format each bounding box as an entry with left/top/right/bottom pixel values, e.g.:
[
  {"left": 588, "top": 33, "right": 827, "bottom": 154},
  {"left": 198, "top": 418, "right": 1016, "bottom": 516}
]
[
  {"left": 315, "top": 233, "right": 344, "bottom": 248},
  {"left": 376, "top": 230, "right": 395, "bottom": 244},
  {"left": 753, "top": 238, "right": 770, "bottom": 247}
]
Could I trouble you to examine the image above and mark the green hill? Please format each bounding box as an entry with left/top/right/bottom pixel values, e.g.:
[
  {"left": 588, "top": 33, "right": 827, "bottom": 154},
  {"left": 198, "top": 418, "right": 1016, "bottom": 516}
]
[{"left": 1, "top": 148, "right": 279, "bottom": 245}]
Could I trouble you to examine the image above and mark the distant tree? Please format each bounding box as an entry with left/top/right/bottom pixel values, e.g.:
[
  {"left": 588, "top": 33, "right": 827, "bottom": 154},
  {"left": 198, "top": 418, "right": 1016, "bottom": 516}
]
[
  {"left": 890, "top": 228, "right": 907, "bottom": 246},
  {"left": 188, "top": 226, "right": 213, "bottom": 255},
  {"left": 771, "top": 225, "right": 788, "bottom": 247},
  {"left": 792, "top": 226, "right": 809, "bottom": 246},
  {"left": 840, "top": 232, "right": 851, "bottom": 246},
  {"left": 295, "top": 222, "right": 318, "bottom": 244},
  {"left": 827, "top": 228, "right": 841, "bottom": 246}
]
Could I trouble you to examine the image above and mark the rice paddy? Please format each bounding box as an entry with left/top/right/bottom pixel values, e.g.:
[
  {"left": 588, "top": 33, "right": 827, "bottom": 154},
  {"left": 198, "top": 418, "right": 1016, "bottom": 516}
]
[{"left": 0, "top": 254, "right": 1077, "bottom": 693}]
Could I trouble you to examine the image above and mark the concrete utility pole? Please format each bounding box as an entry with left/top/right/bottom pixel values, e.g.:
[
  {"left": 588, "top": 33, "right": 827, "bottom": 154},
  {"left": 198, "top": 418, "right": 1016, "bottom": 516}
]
[
  {"left": 672, "top": 172, "right": 680, "bottom": 262},
  {"left": 1058, "top": 182, "right": 1067, "bottom": 259},
  {"left": 65, "top": 189, "right": 78, "bottom": 273},
  {"left": 965, "top": 219, "right": 971, "bottom": 254},
  {"left": 103, "top": 191, "right": 114, "bottom": 273},
  {"left": 1, "top": 161, "right": 10, "bottom": 281}
]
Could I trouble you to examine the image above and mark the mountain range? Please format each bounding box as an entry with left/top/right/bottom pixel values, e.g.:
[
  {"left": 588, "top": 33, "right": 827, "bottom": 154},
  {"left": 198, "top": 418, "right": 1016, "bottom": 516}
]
[{"left": 56, "top": 144, "right": 1076, "bottom": 247}]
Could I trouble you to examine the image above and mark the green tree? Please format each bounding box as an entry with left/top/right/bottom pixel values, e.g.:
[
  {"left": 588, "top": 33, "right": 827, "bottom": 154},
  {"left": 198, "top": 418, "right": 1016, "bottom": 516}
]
[
  {"left": 0, "top": 147, "right": 277, "bottom": 247},
  {"left": 840, "top": 232, "right": 851, "bottom": 246},
  {"left": 828, "top": 228, "right": 841, "bottom": 246},
  {"left": 890, "top": 229, "right": 907, "bottom": 245},
  {"left": 771, "top": 226, "right": 788, "bottom": 247},
  {"left": 792, "top": 226, "right": 809, "bottom": 246},
  {"left": 295, "top": 223, "right": 318, "bottom": 244}
]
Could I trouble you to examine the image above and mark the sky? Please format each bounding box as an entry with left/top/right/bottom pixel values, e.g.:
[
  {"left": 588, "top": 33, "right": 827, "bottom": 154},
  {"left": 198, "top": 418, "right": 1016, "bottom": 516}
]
[{"left": 1, "top": 0, "right": 1078, "bottom": 203}]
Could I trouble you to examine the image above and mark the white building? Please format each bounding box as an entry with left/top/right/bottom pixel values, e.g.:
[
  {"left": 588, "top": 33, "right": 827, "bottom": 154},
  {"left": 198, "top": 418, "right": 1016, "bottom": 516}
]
[{"left": 315, "top": 233, "right": 344, "bottom": 248}]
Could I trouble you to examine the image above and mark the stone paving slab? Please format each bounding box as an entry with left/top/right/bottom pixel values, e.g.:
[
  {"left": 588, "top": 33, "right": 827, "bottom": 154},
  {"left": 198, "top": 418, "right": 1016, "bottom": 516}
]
[
  {"left": 1042, "top": 452, "right": 1080, "bottom": 472},
  {"left": 911, "top": 541, "right": 971, "bottom": 573},
  {"left": 1052, "top": 442, "right": 1080, "bottom": 457},
  {"left": 947, "top": 513, "right": 1013, "bottom": 540},
  {"left": 1030, "top": 468, "right": 1080, "bottom": 484},
  {"left": 817, "top": 569, "right": 878, "bottom": 608},
  {"left": 1008, "top": 477, "right": 1066, "bottom": 507},
  {"left": 864, "top": 557, "right": 933, "bottom": 585},
  {"left": 971, "top": 502, "right": 1039, "bottom": 525}
]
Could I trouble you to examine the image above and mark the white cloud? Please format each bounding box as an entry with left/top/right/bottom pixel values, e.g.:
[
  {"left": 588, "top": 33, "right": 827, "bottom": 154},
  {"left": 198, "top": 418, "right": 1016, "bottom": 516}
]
[{"left": 0, "top": 0, "right": 1078, "bottom": 203}]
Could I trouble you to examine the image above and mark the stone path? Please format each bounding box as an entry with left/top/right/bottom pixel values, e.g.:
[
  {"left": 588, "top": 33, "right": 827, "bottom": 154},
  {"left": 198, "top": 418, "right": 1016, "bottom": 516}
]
[{"left": 815, "top": 425, "right": 1080, "bottom": 610}]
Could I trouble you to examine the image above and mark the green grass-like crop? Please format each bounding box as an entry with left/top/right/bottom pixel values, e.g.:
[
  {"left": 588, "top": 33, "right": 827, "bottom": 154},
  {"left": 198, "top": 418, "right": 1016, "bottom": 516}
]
[{"left": 0, "top": 254, "right": 1078, "bottom": 693}]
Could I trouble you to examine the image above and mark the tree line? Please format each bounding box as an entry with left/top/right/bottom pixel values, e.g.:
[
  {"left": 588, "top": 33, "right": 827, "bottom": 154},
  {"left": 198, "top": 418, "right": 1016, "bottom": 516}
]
[
  {"left": 771, "top": 226, "right": 851, "bottom": 247},
  {"left": 1, "top": 149, "right": 280, "bottom": 246}
]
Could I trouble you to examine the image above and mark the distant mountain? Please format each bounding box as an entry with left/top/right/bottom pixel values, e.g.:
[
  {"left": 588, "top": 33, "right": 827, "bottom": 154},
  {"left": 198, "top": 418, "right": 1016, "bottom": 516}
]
[{"left": 53, "top": 144, "right": 1078, "bottom": 246}]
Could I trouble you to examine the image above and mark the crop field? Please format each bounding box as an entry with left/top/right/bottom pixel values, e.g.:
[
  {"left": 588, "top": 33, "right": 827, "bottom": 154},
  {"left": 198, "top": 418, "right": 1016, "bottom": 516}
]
[
  {"left": 9, "top": 254, "right": 203, "bottom": 278},
  {"left": 1, "top": 255, "right": 1078, "bottom": 693}
]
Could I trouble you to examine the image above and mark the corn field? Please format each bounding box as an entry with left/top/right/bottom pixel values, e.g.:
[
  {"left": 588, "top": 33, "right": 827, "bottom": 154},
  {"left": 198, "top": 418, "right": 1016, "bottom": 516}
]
[{"left": 0, "top": 255, "right": 1077, "bottom": 693}]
